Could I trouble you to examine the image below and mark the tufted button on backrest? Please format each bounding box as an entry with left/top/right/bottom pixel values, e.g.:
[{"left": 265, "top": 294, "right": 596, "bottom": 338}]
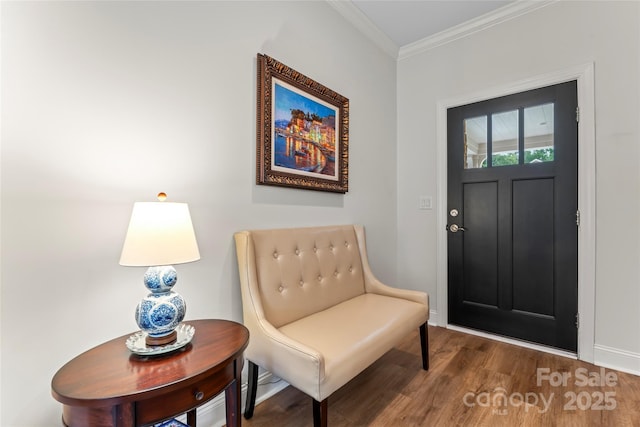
[{"left": 250, "top": 225, "right": 365, "bottom": 327}]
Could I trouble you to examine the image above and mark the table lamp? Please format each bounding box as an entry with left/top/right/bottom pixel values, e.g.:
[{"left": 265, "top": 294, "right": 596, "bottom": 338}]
[{"left": 120, "top": 193, "right": 200, "bottom": 347}]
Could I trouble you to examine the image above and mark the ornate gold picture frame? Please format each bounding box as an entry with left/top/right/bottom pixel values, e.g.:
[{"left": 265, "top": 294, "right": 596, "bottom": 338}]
[{"left": 256, "top": 54, "right": 349, "bottom": 193}]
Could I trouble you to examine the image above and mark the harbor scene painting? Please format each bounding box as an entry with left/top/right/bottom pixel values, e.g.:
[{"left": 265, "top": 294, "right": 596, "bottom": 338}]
[
  {"left": 272, "top": 80, "right": 338, "bottom": 180},
  {"left": 256, "top": 53, "right": 348, "bottom": 193}
]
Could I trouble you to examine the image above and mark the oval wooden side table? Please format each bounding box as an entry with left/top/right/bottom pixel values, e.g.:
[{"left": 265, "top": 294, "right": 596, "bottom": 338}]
[{"left": 52, "top": 319, "right": 249, "bottom": 427}]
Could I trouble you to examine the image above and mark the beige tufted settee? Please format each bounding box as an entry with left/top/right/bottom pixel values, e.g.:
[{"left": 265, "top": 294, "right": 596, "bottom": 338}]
[{"left": 234, "top": 225, "right": 429, "bottom": 427}]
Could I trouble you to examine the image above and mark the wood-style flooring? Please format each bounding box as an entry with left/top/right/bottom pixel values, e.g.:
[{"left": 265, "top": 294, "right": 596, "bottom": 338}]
[{"left": 240, "top": 326, "right": 640, "bottom": 426}]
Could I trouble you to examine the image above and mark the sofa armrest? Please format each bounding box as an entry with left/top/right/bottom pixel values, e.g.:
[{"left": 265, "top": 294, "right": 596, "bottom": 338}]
[
  {"left": 364, "top": 271, "right": 429, "bottom": 307},
  {"left": 246, "top": 316, "right": 327, "bottom": 390},
  {"left": 354, "top": 225, "right": 429, "bottom": 310},
  {"left": 234, "top": 231, "right": 327, "bottom": 399}
]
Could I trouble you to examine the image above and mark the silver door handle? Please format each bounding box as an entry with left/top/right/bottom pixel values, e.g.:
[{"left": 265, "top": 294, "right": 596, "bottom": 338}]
[{"left": 447, "top": 224, "right": 466, "bottom": 233}]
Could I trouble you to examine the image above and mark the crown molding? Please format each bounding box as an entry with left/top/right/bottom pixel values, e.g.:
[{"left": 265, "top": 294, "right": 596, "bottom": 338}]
[
  {"left": 326, "top": 0, "right": 400, "bottom": 58},
  {"left": 398, "top": 0, "right": 556, "bottom": 60}
]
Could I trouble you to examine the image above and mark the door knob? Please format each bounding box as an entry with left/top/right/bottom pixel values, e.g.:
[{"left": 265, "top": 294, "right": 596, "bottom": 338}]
[{"left": 447, "top": 224, "right": 466, "bottom": 233}]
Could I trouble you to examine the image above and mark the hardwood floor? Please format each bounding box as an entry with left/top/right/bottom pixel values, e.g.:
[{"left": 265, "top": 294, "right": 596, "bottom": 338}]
[{"left": 240, "top": 326, "right": 640, "bottom": 426}]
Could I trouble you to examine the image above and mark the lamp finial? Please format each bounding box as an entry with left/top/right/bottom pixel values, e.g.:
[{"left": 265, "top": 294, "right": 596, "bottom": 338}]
[{"left": 157, "top": 192, "right": 167, "bottom": 201}]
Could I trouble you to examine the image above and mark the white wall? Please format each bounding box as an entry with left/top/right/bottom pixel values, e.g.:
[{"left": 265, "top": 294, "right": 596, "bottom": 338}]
[
  {"left": 4, "top": 1, "right": 639, "bottom": 425},
  {"left": 0, "top": 2, "right": 398, "bottom": 425},
  {"left": 397, "top": 1, "right": 640, "bottom": 371}
]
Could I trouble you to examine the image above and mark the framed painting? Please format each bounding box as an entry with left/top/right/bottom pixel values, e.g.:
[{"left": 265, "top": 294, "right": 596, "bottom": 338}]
[{"left": 256, "top": 53, "right": 349, "bottom": 193}]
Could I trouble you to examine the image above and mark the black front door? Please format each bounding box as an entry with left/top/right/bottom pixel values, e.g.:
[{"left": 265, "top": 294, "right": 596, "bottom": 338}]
[{"left": 447, "top": 81, "right": 578, "bottom": 352}]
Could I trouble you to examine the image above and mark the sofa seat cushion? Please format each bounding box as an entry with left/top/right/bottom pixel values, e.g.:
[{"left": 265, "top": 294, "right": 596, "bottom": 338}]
[{"left": 277, "top": 293, "right": 428, "bottom": 400}]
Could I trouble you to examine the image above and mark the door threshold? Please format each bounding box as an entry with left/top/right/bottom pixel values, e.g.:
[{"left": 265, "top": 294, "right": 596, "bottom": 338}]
[{"left": 446, "top": 324, "right": 578, "bottom": 360}]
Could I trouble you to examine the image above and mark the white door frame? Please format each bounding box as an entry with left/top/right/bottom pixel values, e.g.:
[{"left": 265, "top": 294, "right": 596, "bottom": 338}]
[{"left": 435, "top": 63, "right": 596, "bottom": 362}]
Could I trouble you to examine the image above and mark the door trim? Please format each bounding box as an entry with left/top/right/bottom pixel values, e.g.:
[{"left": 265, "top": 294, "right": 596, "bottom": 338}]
[{"left": 435, "top": 63, "right": 596, "bottom": 362}]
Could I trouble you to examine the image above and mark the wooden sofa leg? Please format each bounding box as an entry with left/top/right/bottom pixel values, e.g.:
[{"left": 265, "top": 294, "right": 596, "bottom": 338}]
[
  {"left": 312, "top": 398, "right": 328, "bottom": 427},
  {"left": 244, "top": 360, "right": 259, "bottom": 419},
  {"left": 420, "top": 322, "right": 429, "bottom": 371}
]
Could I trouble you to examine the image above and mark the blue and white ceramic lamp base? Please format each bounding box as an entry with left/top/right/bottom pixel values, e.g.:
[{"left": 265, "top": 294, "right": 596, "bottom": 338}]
[{"left": 135, "top": 265, "right": 188, "bottom": 347}]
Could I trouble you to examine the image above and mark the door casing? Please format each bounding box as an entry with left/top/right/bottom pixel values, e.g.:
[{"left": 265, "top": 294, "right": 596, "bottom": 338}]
[{"left": 434, "top": 63, "right": 596, "bottom": 362}]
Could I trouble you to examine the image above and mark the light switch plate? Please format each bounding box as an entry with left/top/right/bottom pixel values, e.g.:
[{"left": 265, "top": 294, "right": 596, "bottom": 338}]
[{"left": 419, "top": 196, "right": 432, "bottom": 210}]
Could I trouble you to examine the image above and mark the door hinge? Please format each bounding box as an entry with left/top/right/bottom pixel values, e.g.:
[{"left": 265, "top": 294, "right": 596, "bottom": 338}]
[
  {"left": 576, "top": 209, "right": 581, "bottom": 227},
  {"left": 575, "top": 313, "right": 580, "bottom": 329},
  {"left": 576, "top": 106, "right": 580, "bottom": 123}
]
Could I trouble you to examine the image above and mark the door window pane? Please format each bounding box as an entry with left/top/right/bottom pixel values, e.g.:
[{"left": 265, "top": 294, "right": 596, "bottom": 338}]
[
  {"left": 524, "top": 103, "right": 554, "bottom": 163},
  {"left": 492, "top": 110, "right": 519, "bottom": 166},
  {"left": 464, "top": 116, "right": 487, "bottom": 169}
]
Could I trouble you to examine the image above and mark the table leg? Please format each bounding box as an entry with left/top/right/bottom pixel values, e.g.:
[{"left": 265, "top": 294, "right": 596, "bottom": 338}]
[
  {"left": 225, "top": 378, "right": 240, "bottom": 427},
  {"left": 187, "top": 408, "right": 197, "bottom": 426}
]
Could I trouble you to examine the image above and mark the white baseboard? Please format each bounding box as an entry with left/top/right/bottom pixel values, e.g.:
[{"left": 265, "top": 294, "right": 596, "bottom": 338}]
[
  {"left": 188, "top": 370, "right": 288, "bottom": 427},
  {"left": 428, "top": 309, "right": 438, "bottom": 326},
  {"left": 594, "top": 344, "right": 640, "bottom": 376}
]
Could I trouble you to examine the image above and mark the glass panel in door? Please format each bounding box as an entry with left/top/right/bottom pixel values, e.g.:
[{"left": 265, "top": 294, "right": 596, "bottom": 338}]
[
  {"left": 524, "top": 103, "right": 554, "bottom": 163},
  {"left": 491, "top": 109, "right": 519, "bottom": 166}
]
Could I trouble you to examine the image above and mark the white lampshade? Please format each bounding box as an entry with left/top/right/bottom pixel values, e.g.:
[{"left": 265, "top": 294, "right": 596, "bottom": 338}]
[{"left": 119, "top": 201, "right": 200, "bottom": 267}]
